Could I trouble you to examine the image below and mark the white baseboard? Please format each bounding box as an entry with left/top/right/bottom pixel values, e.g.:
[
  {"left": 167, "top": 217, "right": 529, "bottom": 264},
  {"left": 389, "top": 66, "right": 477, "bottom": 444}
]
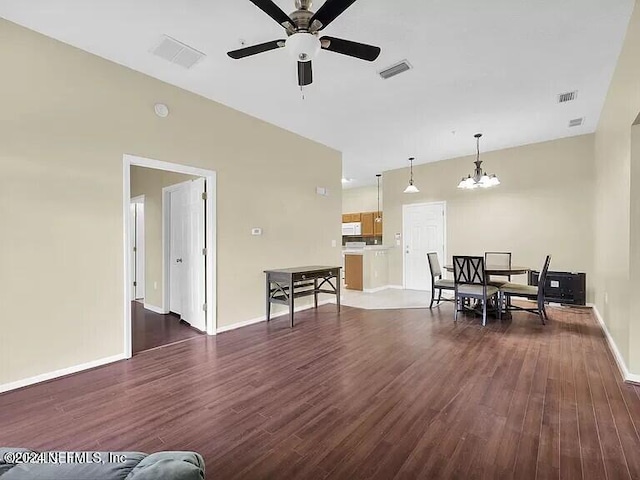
[
  {"left": 387, "top": 285, "right": 404, "bottom": 290},
  {"left": 216, "top": 300, "right": 334, "bottom": 334},
  {"left": 363, "top": 285, "right": 393, "bottom": 293},
  {"left": 144, "top": 303, "right": 168, "bottom": 315},
  {"left": 589, "top": 304, "right": 640, "bottom": 385},
  {"left": 0, "top": 353, "right": 127, "bottom": 394}
]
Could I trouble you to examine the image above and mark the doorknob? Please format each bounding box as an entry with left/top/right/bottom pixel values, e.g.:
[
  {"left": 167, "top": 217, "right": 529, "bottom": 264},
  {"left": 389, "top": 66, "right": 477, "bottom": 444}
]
[{"left": 176, "top": 258, "right": 183, "bottom": 263}]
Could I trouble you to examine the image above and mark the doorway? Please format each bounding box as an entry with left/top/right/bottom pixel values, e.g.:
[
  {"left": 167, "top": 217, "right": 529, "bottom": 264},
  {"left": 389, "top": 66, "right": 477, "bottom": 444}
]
[
  {"left": 403, "top": 202, "right": 446, "bottom": 291},
  {"left": 123, "top": 155, "right": 217, "bottom": 359}
]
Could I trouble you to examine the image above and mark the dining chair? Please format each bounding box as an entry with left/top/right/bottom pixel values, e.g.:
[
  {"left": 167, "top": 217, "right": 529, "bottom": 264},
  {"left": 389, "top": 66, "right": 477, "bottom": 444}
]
[
  {"left": 453, "top": 256, "right": 501, "bottom": 326},
  {"left": 427, "top": 252, "right": 454, "bottom": 308},
  {"left": 499, "top": 255, "right": 552, "bottom": 324},
  {"left": 484, "top": 252, "right": 512, "bottom": 286}
]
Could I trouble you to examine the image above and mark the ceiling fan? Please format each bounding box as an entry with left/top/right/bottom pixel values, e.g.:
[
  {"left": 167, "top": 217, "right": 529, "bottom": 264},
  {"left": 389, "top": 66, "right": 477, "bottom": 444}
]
[{"left": 227, "top": 0, "right": 381, "bottom": 87}]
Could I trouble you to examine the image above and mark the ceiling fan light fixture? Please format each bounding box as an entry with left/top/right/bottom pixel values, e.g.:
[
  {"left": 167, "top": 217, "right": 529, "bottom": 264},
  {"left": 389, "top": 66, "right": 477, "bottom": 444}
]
[{"left": 285, "top": 33, "right": 321, "bottom": 62}]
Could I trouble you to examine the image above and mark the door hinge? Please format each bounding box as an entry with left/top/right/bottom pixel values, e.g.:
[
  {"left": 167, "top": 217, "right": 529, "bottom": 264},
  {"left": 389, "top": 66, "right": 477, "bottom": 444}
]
[
  {"left": 133, "top": 281, "right": 137, "bottom": 287},
  {"left": 133, "top": 246, "right": 137, "bottom": 252},
  {"left": 202, "top": 247, "right": 207, "bottom": 256},
  {"left": 201, "top": 192, "right": 207, "bottom": 200},
  {"left": 202, "top": 303, "right": 207, "bottom": 312}
]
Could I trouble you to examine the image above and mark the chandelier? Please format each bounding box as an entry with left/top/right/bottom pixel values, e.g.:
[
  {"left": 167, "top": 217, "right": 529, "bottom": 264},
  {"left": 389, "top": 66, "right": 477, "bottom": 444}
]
[{"left": 457, "top": 133, "right": 500, "bottom": 189}]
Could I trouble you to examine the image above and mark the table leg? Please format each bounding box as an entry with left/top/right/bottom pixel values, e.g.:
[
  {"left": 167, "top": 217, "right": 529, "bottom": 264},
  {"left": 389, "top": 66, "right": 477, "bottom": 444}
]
[
  {"left": 314, "top": 278, "right": 318, "bottom": 309},
  {"left": 265, "top": 275, "right": 271, "bottom": 322},
  {"left": 336, "top": 274, "right": 341, "bottom": 313},
  {"left": 289, "top": 275, "right": 295, "bottom": 328}
]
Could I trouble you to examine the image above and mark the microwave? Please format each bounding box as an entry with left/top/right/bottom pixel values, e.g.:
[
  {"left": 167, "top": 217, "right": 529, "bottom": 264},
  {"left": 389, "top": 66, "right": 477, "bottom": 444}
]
[{"left": 342, "top": 222, "right": 362, "bottom": 236}]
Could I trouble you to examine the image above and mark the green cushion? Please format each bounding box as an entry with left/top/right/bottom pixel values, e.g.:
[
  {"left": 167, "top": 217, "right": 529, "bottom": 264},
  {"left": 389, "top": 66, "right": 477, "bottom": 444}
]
[
  {"left": 500, "top": 282, "right": 538, "bottom": 297},
  {"left": 457, "top": 285, "right": 499, "bottom": 297},
  {"left": 434, "top": 279, "right": 455, "bottom": 289}
]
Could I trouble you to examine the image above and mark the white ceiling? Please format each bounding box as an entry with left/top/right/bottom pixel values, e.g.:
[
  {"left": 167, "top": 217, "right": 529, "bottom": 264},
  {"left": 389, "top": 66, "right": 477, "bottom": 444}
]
[{"left": 0, "top": 0, "right": 634, "bottom": 187}]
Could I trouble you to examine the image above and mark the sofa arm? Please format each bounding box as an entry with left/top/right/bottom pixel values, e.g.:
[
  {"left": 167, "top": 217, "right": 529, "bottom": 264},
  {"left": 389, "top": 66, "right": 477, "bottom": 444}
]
[{"left": 125, "top": 451, "right": 205, "bottom": 480}]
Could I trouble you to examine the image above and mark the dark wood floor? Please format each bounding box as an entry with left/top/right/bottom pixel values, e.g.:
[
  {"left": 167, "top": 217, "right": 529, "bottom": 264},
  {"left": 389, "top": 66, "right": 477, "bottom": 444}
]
[
  {"left": 2, "top": 304, "right": 640, "bottom": 479},
  {"left": 132, "top": 301, "right": 202, "bottom": 354}
]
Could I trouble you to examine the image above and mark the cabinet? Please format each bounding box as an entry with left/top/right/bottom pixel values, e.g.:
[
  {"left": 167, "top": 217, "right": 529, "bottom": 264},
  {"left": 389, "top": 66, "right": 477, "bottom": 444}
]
[
  {"left": 344, "top": 254, "right": 363, "bottom": 291},
  {"left": 342, "top": 213, "right": 361, "bottom": 222},
  {"left": 361, "top": 212, "right": 374, "bottom": 236},
  {"left": 342, "top": 211, "right": 383, "bottom": 237}
]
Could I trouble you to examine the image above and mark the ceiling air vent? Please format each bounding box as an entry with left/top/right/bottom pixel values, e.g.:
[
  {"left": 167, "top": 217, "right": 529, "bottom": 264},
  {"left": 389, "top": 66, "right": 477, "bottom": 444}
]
[
  {"left": 558, "top": 91, "right": 578, "bottom": 103},
  {"left": 568, "top": 117, "right": 584, "bottom": 127},
  {"left": 379, "top": 60, "right": 412, "bottom": 80},
  {"left": 150, "top": 35, "right": 205, "bottom": 69}
]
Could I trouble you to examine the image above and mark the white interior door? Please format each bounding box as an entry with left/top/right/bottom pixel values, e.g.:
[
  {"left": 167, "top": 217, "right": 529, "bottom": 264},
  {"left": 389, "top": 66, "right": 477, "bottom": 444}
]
[
  {"left": 130, "top": 200, "right": 145, "bottom": 300},
  {"left": 170, "top": 186, "right": 187, "bottom": 315},
  {"left": 403, "top": 203, "right": 445, "bottom": 291},
  {"left": 134, "top": 202, "right": 145, "bottom": 299},
  {"left": 168, "top": 179, "right": 206, "bottom": 332},
  {"left": 183, "top": 177, "right": 206, "bottom": 332},
  {"left": 130, "top": 203, "right": 137, "bottom": 300}
]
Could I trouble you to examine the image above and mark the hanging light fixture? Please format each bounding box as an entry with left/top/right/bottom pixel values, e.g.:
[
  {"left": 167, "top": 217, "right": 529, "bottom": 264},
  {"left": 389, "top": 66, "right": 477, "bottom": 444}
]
[
  {"left": 375, "top": 174, "right": 382, "bottom": 222},
  {"left": 404, "top": 157, "right": 419, "bottom": 193},
  {"left": 457, "top": 133, "right": 500, "bottom": 189}
]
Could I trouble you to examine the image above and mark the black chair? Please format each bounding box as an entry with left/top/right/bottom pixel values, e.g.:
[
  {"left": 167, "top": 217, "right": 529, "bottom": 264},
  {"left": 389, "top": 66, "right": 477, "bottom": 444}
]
[
  {"left": 427, "top": 252, "right": 454, "bottom": 308},
  {"left": 499, "top": 255, "right": 552, "bottom": 324},
  {"left": 453, "top": 256, "right": 501, "bottom": 326}
]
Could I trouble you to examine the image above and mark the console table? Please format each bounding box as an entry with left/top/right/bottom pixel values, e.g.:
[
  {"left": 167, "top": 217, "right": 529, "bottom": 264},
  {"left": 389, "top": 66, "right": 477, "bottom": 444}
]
[{"left": 264, "top": 266, "right": 341, "bottom": 327}]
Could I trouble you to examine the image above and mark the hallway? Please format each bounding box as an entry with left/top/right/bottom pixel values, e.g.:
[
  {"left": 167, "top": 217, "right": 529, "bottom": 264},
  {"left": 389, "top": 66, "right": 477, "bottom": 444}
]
[{"left": 132, "top": 301, "right": 202, "bottom": 353}]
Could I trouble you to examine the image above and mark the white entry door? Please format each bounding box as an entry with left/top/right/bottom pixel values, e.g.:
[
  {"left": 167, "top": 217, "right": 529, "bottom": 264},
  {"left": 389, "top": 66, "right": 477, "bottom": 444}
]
[
  {"left": 169, "top": 178, "right": 206, "bottom": 332},
  {"left": 403, "top": 202, "right": 446, "bottom": 291},
  {"left": 130, "top": 199, "right": 145, "bottom": 300}
]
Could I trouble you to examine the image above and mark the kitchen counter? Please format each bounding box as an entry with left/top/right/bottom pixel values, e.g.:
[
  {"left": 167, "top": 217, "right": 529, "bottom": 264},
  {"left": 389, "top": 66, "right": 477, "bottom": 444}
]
[{"left": 342, "top": 247, "right": 390, "bottom": 291}]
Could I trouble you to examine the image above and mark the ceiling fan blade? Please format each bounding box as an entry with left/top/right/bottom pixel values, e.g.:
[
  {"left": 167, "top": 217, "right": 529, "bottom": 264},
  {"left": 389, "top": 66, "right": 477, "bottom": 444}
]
[
  {"left": 227, "top": 39, "right": 285, "bottom": 59},
  {"left": 320, "top": 36, "right": 381, "bottom": 61},
  {"left": 298, "top": 61, "right": 313, "bottom": 86},
  {"left": 248, "top": 0, "right": 296, "bottom": 29},
  {"left": 309, "top": 0, "right": 358, "bottom": 31}
]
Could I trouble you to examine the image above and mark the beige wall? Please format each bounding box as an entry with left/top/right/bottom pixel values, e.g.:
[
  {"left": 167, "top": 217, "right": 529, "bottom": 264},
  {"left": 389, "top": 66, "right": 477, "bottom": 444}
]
[
  {"left": 0, "top": 19, "right": 341, "bottom": 386},
  {"left": 383, "top": 135, "right": 595, "bottom": 292},
  {"left": 593, "top": 0, "right": 640, "bottom": 376},
  {"left": 130, "top": 167, "right": 197, "bottom": 308},
  {"left": 342, "top": 186, "right": 381, "bottom": 214}
]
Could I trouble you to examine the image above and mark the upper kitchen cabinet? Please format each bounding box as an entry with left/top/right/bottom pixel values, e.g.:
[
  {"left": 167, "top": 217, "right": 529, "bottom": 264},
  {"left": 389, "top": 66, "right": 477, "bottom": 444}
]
[
  {"left": 361, "top": 212, "right": 374, "bottom": 236},
  {"left": 342, "top": 213, "right": 362, "bottom": 223}
]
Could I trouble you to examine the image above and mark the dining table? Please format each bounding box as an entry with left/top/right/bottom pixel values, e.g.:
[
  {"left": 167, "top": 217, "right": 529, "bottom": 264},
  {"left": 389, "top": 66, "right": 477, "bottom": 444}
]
[
  {"left": 443, "top": 263, "right": 531, "bottom": 318},
  {"left": 443, "top": 264, "right": 530, "bottom": 276}
]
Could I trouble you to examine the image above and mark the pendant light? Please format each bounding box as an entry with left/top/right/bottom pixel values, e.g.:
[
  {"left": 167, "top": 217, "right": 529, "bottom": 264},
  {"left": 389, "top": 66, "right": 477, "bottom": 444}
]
[
  {"left": 404, "top": 157, "right": 419, "bottom": 193},
  {"left": 375, "top": 174, "right": 382, "bottom": 222},
  {"left": 457, "top": 133, "right": 500, "bottom": 189}
]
